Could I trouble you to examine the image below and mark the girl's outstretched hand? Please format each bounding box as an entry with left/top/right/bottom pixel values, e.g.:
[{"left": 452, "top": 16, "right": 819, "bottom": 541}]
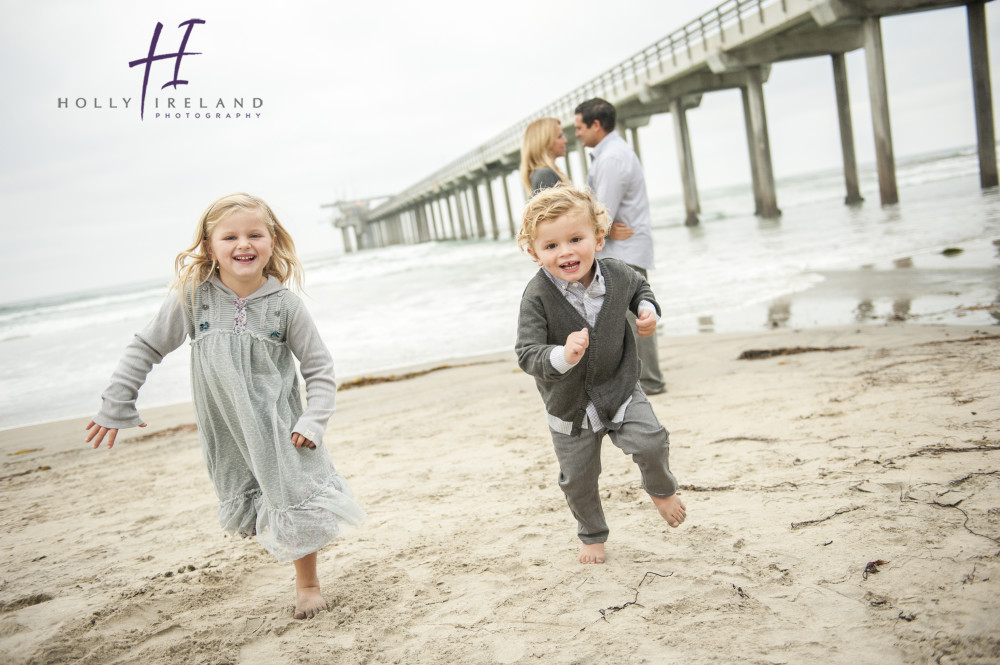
[
  {"left": 85, "top": 420, "right": 146, "bottom": 449},
  {"left": 291, "top": 432, "right": 316, "bottom": 449}
]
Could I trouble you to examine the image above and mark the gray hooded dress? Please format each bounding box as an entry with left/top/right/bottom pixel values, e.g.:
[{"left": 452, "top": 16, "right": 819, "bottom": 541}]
[{"left": 95, "top": 275, "right": 364, "bottom": 563}]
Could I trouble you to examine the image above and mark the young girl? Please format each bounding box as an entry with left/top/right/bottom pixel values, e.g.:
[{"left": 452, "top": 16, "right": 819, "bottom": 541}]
[{"left": 86, "top": 193, "right": 364, "bottom": 620}]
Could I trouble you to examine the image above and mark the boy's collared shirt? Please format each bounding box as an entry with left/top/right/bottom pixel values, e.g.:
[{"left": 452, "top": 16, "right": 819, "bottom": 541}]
[{"left": 541, "top": 261, "right": 657, "bottom": 434}]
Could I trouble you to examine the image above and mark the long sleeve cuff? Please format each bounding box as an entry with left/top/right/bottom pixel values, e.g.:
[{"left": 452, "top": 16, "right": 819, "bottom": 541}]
[
  {"left": 639, "top": 300, "right": 660, "bottom": 321},
  {"left": 549, "top": 346, "right": 579, "bottom": 374}
]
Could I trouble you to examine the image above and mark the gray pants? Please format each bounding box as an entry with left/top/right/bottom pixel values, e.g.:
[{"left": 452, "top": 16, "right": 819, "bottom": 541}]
[
  {"left": 628, "top": 265, "right": 666, "bottom": 394},
  {"left": 549, "top": 386, "right": 678, "bottom": 544}
]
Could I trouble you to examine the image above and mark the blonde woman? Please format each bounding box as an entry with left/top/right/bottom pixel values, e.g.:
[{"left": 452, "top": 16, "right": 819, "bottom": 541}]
[{"left": 520, "top": 117, "right": 570, "bottom": 194}]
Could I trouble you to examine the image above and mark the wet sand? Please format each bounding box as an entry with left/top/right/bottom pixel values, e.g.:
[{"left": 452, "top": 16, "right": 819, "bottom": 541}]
[
  {"left": 1, "top": 323, "right": 998, "bottom": 664},
  {"left": 667, "top": 237, "right": 1000, "bottom": 335}
]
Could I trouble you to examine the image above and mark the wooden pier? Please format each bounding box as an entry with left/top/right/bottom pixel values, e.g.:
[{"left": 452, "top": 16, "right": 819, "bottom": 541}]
[{"left": 331, "top": 0, "right": 997, "bottom": 251}]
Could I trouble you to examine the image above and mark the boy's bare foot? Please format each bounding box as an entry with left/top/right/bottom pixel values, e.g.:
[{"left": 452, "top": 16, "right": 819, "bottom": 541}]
[
  {"left": 651, "top": 494, "right": 686, "bottom": 527},
  {"left": 294, "top": 585, "right": 327, "bottom": 620},
  {"left": 579, "top": 542, "right": 606, "bottom": 564}
]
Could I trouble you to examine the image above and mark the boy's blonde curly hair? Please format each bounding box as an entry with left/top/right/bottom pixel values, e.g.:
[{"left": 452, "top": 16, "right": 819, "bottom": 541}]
[{"left": 516, "top": 185, "right": 611, "bottom": 256}]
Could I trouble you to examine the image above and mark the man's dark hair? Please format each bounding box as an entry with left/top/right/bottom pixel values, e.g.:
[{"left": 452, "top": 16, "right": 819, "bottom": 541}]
[{"left": 574, "top": 98, "right": 616, "bottom": 133}]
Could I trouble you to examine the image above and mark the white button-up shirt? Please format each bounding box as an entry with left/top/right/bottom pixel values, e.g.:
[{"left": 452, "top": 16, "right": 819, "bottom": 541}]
[{"left": 588, "top": 131, "right": 655, "bottom": 270}]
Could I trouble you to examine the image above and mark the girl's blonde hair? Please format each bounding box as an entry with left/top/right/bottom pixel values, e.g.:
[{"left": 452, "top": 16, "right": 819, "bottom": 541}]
[
  {"left": 519, "top": 117, "right": 570, "bottom": 195},
  {"left": 172, "top": 193, "right": 304, "bottom": 298},
  {"left": 516, "top": 186, "right": 611, "bottom": 256}
]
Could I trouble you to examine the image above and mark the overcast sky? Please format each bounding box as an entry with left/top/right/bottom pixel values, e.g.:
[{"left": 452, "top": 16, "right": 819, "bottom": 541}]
[{"left": 1, "top": 0, "right": 997, "bottom": 304}]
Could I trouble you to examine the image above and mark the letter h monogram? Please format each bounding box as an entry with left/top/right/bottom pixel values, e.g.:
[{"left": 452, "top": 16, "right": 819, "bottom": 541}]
[{"left": 129, "top": 19, "right": 206, "bottom": 120}]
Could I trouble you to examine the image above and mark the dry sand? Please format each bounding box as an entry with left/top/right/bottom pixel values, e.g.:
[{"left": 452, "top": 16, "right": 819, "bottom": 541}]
[{"left": 1, "top": 323, "right": 998, "bottom": 665}]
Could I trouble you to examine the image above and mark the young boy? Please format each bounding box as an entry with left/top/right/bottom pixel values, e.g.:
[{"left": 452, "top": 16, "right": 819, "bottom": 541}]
[{"left": 515, "top": 186, "right": 686, "bottom": 564}]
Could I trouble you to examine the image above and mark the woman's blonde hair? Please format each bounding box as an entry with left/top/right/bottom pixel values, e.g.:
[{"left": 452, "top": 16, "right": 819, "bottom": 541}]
[
  {"left": 172, "top": 193, "right": 304, "bottom": 299},
  {"left": 516, "top": 186, "right": 610, "bottom": 256},
  {"left": 519, "top": 117, "right": 570, "bottom": 195}
]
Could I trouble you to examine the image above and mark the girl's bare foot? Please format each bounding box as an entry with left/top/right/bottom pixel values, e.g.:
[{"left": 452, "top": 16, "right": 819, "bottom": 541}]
[
  {"left": 651, "top": 493, "right": 686, "bottom": 527},
  {"left": 294, "top": 585, "right": 328, "bottom": 620},
  {"left": 579, "top": 542, "right": 606, "bottom": 564},
  {"left": 292, "top": 552, "right": 326, "bottom": 619}
]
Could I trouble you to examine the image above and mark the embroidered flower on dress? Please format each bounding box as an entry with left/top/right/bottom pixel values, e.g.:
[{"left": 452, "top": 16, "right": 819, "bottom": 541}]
[
  {"left": 270, "top": 331, "right": 281, "bottom": 339},
  {"left": 234, "top": 298, "right": 249, "bottom": 333},
  {"left": 199, "top": 321, "right": 210, "bottom": 331}
]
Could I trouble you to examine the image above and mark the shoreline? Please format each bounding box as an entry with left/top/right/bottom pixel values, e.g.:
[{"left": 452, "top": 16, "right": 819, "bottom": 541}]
[
  {"left": 3, "top": 288, "right": 998, "bottom": 438},
  {"left": 2, "top": 322, "right": 998, "bottom": 664},
  {"left": 1, "top": 234, "right": 996, "bottom": 433},
  {"left": 4, "top": 311, "right": 998, "bottom": 445}
]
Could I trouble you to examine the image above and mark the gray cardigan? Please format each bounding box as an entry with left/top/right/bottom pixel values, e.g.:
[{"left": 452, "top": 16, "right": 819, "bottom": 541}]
[{"left": 515, "top": 258, "right": 659, "bottom": 436}]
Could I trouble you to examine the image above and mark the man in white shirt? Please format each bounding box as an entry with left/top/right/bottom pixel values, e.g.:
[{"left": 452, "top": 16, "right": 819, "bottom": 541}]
[{"left": 574, "top": 97, "right": 666, "bottom": 395}]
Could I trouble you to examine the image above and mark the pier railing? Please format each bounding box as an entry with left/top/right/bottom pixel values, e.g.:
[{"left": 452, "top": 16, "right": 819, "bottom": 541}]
[
  {"left": 359, "top": 0, "right": 995, "bottom": 227},
  {"left": 369, "top": 0, "right": 790, "bottom": 218}
]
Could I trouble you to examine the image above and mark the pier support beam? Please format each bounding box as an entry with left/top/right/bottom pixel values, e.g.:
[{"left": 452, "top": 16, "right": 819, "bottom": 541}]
[
  {"left": 745, "top": 66, "right": 780, "bottom": 218},
  {"left": 340, "top": 227, "right": 354, "bottom": 253},
  {"left": 501, "top": 172, "right": 516, "bottom": 237},
  {"left": 967, "top": 1, "right": 998, "bottom": 189},
  {"left": 670, "top": 97, "right": 701, "bottom": 226},
  {"left": 445, "top": 195, "right": 456, "bottom": 240},
  {"left": 862, "top": 16, "right": 898, "bottom": 205},
  {"left": 629, "top": 127, "right": 642, "bottom": 163},
  {"left": 434, "top": 197, "right": 447, "bottom": 239},
  {"left": 563, "top": 142, "right": 575, "bottom": 181},
  {"left": 416, "top": 204, "right": 429, "bottom": 243},
  {"left": 455, "top": 188, "right": 468, "bottom": 240},
  {"left": 740, "top": 87, "right": 763, "bottom": 215},
  {"left": 420, "top": 203, "right": 431, "bottom": 241},
  {"left": 391, "top": 215, "right": 402, "bottom": 245},
  {"left": 438, "top": 196, "right": 448, "bottom": 239},
  {"left": 443, "top": 195, "right": 453, "bottom": 240},
  {"left": 484, "top": 174, "right": 500, "bottom": 239},
  {"left": 448, "top": 193, "right": 460, "bottom": 240},
  {"left": 429, "top": 198, "right": 440, "bottom": 240},
  {"left": 831, "top": 53, "right": 864, "bottom": 204},
  {"left": 470, "top": 181, "right": 486, "bottom": 238},
  {"left": 462, "top": 187, "right": 474, "bottom": 238}
]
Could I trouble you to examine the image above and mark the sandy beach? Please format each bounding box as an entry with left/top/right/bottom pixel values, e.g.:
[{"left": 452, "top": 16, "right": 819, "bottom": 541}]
[{"left": 1, "top": 323, "right": 998, "bottom": 664}]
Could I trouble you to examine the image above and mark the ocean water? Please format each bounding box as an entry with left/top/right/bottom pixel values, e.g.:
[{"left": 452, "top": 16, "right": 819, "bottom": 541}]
[{"left": 1, "top": 147, "right": 998, "bottom": 431}]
